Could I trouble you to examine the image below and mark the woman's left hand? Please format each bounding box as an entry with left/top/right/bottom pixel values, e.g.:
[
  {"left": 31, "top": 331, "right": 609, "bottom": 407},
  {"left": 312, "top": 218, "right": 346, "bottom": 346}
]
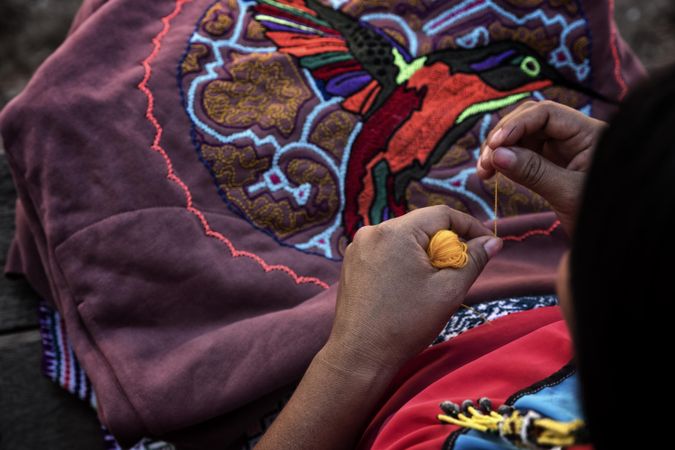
[{"left": 324, "top": 205, "right": 503, "bottom": 374}]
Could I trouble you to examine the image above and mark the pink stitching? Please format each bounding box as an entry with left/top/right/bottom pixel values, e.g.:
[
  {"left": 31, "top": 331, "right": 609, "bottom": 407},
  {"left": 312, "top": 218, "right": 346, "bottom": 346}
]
[
  {"left": 608, "top": 0, "right": 628, "bottom": 100},
  {"left": 501, "top": 220, "right": 561, "bottom": 242},
  {"left": 137, "top": 0, "right": 330, "bottom": 290}
]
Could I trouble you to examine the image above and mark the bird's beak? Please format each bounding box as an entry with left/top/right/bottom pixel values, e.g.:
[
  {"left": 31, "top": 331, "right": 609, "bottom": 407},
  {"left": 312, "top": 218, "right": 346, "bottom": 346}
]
[{"left": 454, "top": 79, "right": 553, "bottom": 125}]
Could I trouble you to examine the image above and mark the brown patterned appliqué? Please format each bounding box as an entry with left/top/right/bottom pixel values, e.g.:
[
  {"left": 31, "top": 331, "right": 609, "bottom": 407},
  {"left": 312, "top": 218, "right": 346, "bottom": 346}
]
[
  {"left": 202, "top": 144, "right": 339, "bottom": 239},
  {"left": 309, "top": 110, "right": 359, "bottom": 160},
  {"left": 201, "top": 1, "right": 236, "bottom": 36},
  {"left": 182, "top": 43, "right": 210, "bottom": 74},
  {"left": 203, "top": 52, "right": 313, "bottom": 138}
]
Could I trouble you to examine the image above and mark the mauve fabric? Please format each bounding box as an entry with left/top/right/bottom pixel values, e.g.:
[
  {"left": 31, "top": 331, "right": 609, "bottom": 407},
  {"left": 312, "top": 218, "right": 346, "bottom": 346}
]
[{"left": 1, "top": 0, "right": 644, "bottom": 446}]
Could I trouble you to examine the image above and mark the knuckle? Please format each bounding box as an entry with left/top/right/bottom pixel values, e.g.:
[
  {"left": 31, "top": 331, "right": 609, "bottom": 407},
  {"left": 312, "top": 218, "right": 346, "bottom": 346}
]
[
  {"left": 352, "top": 225, "right": 376, "bottom": 244},
  {"left": 430, "top": 204, "right": 452, "bottom": 217},
  {"left": 522, "top": 100, "right": 539, "bottom": 109},
  {"left": 375, "top": 220, "right": 396, "bottom": 236},
  {"left": 513, "top": 100, "right": 536, "bottom": 115},
  {"left": 522, "top": 153, "right": 546, "bottom": 188},
  {"left": 350, "top": 225, "right": 388, "bottom": 260},
  {"left": 528, "top": 100, "right": 553, "bottom": 120},
  {"left": 537, "top": 100, "right": 557, "bottom": 112}
]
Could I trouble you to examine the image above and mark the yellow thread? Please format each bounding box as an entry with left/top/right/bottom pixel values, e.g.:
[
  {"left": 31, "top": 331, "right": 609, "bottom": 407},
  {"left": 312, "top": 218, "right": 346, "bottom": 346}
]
[
  {"left": 501, "top": 410, "right": 523, "bottom": 435},
  {"left": 427, "top": 230, "right": 469, "bottom": 269},
  {"left": 494, "top": 173, "right": 499, "bottom": 237},
  {"left": 437, "top": 404, "right": 586, "bottom": 447},
  {"left": 534, "top": 418, "right": 584, "bottom": 446},
  {"left": 460, "top": 304, "right": 490, "bottom": 324},
  {"left": 467, "top": 407, "right": 501, "bottom": 426},
  {"left": 428, "top": 230, "right": 491, "bottom": 324},
  {"left": 534, "top": 418, "right": 583, "bottom": 434},
  {"left": 438, "top": 414, "right": 488, "bottom": 432}
]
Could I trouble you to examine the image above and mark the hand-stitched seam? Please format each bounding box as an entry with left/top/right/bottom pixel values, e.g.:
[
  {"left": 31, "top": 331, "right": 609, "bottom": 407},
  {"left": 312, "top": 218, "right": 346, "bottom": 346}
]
[
  {"left": 501, "top": 219, "right": 561, "bottom": 242},
  {"left": 608, "top": 0, "right": 628, "bottom": 100},
  {"left": 137, "top": 0, "right": 329, "bottom": 290}
]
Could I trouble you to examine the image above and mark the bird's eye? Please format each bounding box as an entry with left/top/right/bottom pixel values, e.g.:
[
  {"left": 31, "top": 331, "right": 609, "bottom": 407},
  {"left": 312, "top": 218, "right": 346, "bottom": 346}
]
[{"left": 520, "top": 56, "right": 541, "bottom": 77}]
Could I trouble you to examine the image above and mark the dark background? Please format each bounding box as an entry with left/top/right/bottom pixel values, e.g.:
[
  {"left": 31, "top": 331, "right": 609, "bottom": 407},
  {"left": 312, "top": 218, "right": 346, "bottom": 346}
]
[{"left": 1, "top": 1, "right": 674, "bottom": 448}]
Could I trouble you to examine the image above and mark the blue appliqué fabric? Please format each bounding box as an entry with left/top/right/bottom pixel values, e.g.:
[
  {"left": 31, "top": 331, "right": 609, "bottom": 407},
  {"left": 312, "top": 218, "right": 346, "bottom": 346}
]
[{"left": 449, "top": 371, "right": 583, "bottom": 450}]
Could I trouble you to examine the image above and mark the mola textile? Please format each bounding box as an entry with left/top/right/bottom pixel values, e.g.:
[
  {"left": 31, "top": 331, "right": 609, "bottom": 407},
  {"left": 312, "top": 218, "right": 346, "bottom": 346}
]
[{"left": 1, "top": 0, "right": 643, "bottom": 446}]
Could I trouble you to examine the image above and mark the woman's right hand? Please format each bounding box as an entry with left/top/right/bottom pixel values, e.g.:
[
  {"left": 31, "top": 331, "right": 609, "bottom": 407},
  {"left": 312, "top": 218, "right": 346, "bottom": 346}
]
[{"left": 477, "top": 100, "right": 607, "bottom": 236}]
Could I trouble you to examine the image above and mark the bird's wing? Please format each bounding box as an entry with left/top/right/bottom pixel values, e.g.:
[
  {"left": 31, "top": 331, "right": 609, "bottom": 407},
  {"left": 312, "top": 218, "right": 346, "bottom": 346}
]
[{"left": 252, "top": 0, "right": 389, "bottom": 115}]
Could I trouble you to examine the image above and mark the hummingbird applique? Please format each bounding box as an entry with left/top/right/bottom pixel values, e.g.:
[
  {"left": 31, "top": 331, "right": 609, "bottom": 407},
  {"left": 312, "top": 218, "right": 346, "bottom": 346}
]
[{"left": 252, "top": 0, "right": 604, "bottom": 239}]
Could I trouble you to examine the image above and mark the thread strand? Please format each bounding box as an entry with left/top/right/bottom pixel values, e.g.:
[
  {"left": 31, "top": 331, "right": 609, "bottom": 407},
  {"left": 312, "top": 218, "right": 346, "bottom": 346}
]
[{"left": 494, "top": 173, "right": 499, "bottom": 237}]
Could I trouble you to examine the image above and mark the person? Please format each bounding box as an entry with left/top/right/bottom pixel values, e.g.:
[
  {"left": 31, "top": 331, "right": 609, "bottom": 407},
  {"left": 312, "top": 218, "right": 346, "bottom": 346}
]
[{"left": 254, "top": 67, "right": 675, "bottom": 450}]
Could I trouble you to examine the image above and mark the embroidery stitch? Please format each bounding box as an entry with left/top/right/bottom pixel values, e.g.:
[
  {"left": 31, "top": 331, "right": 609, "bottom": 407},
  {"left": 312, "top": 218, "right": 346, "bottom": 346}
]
[
  {"left": 608, "top": 0, "right": 628, "bottom": 99},
  {"left": 140, "top": 0, "right": 329, "bottom": 289},
  {"left": 501, "top": 219, "right": 561, "bottom": 241},
  {"left": 179, "top": 0, "right": 597, "bottom": 259},
  {"left": 423, "top": 0, "right": 590, "bottom": 80}
]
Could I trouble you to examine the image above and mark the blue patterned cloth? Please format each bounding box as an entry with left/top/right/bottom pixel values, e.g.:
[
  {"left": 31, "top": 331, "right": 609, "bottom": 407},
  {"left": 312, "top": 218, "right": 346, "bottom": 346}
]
[{"left": 433, "top": 295, "right": 558, "bottom": 344}]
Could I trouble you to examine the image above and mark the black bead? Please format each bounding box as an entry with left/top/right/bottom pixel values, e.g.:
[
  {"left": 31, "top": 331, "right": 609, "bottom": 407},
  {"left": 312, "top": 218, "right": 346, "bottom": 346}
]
[
  {"left": 440, "top": 400, "right": 459, "bottom": 416},
  {"left": 478, "top": 397, "right": 493, "bottom": 413},
  {"left": 461, "top": 399, "right": 475, "bottom": 414},
  {"left": 497, "top": 404, "right": 514, "bottom": 416}
]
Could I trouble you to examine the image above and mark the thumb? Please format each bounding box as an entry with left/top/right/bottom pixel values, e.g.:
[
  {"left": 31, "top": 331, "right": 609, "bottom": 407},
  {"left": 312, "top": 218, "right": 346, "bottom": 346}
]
[
  {"left": 464, "top": 235, "right": 502, "bottom": 279},
  {"left": 435, "top": 235, "right": 502, "bottom": 308},
  {"left": 436, "top": 235, "right": 502, "bottom": 284},
  {"left": 490, "top": 146, "right": 572, "bottom": 206}
]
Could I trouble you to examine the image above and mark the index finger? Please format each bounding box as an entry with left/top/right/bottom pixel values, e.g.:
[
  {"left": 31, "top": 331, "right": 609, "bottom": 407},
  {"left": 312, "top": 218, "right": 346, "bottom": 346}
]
[
  {"left": 483, "top": 100, "right": 538, "bottom": 152},
  {"left": 387, "top": 205, "right": 493, "bottom": 247},
  {"left": 478, "top": 101, "right": 540, "bottom": 178},
  {"left": 488, "top": 101, "right": 586, "bottom": 150}
]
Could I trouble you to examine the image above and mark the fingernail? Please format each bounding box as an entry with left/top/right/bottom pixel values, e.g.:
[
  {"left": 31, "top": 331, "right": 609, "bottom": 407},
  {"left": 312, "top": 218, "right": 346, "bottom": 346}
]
[
  {"left": 483, "top": 238, "right": 503, "bottom": 258},
  {"left": 493, "top": 147, "right": 517, "bottom": 169},
  {"left": 489, "top": 128, "right": 505, "bottom": 147}
]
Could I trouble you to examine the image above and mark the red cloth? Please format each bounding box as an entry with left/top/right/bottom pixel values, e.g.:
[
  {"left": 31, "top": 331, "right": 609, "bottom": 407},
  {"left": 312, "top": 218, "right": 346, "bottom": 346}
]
[{"left": 359, "top": 306, "right": 573, "bottom": 449}]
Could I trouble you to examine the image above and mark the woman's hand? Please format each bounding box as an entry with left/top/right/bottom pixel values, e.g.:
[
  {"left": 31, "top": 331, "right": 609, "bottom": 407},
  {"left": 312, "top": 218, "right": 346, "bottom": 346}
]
[
  {"left": 324, "top": 205, "right": 502, "bottom": 374},
  {"left": 477, "top": 100, "right": 607, "bottom": 235},
  {"left": 258, "top": 207, "right": 500, "bottom": 450}
]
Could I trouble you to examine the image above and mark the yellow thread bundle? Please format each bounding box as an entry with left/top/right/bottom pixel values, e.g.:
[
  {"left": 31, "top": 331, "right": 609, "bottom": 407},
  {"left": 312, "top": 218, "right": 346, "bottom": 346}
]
[
  {"left": 437, "top": 408, "right": 584, "bottom": 447},
  {"left": 427, "top": 229, "right": 489, "bottom": 323},
  {"left": 427, "top": 230, "right": 469, "bottom": 269}
]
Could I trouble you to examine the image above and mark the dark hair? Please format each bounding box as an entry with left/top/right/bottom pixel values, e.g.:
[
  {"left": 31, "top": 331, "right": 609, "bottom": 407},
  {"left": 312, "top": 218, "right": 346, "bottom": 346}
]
[{"left": 570, "top": 66, "right": 675, "bottom": 449}]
